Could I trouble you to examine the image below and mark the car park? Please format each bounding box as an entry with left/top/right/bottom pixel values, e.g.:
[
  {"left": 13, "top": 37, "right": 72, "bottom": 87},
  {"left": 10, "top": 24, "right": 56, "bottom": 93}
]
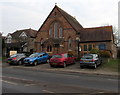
[
  {"left": 7, "top": 53, "right": 27, "bottom": 65},
  {"left": 49, "top": 53, "right": 76, "bottom": 68},
  {"left": 23, "top": 52, "right": 49, "bottom": 66},
  {"left": 80, "top": 54, "right": 102, "bottom": 69}
]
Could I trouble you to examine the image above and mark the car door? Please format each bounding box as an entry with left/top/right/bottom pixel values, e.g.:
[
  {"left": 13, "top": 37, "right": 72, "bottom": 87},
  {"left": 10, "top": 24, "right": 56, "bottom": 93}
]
[
  {"left": 42, "top": 53, "right": 47, "bottom": 62},
  {"left": 38, "top": 54, "right": 43, "bottom": 63},
  {"left": 69, "top": 54, "right": 75, "bottom": 64},
  {"left": 67, "top": 54, "right": 72, "bottom": 64},
  {"left": 63, "top": 54, "right": 69, "bottom": 64}
]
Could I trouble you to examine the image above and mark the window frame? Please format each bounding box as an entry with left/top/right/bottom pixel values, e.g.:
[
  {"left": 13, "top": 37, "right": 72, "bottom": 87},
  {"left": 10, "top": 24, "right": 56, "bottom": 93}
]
[
  {"left": 59, "top": 27, "right": 63, "bottom": 38},
  {"left": 54, "top": 22, "right": 58, "bottom": 38}
]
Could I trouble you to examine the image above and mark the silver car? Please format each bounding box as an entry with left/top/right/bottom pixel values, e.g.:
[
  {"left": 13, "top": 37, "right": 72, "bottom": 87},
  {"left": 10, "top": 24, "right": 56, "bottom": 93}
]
[
  {"left": 7, "top": 53, "right": 27, "bottom": 65},
  {"left": 80, "top": 54, "right": 102, "bottom": 69}
]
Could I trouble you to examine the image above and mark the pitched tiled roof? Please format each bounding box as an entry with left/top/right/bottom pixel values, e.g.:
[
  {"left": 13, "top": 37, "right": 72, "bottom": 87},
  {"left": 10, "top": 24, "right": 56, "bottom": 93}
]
[
  {"left": 56, "top": 5, "right": 83, "bottom": 31},
  {"left": 11, "top": 28, "right": 37, "bottom": 39},
  {"left": 38, "top": 5, "right": 83, "bottom": 33},
  {"left": 79, "top": 26, "right": 113, "bottom": 42},
  {"left": 43, "top": 38, "right": 63, "bottom": 45},
  {"left": 5, "top": 42, "right": 25, "bottom": 48}
]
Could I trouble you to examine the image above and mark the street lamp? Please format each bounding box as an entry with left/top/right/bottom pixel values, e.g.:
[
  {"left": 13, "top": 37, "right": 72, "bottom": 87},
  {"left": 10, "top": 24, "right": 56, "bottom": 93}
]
[{"left": 76, "top": 37, "right": 80, "bottom": 58}]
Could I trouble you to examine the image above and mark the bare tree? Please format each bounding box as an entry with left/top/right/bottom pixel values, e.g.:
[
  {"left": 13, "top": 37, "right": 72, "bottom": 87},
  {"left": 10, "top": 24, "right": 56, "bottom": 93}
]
[{"left": 113, "top": 26, "right": 120, "bottom": 47}]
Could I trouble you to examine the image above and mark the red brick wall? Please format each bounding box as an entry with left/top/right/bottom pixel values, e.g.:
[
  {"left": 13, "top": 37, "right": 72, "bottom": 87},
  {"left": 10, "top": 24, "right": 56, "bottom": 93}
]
[{"left": 35, "top": 7, "right": 77, "bottom": 54}]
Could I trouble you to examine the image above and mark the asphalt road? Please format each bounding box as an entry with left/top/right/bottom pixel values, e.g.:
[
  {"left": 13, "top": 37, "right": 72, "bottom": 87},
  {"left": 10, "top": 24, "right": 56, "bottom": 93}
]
[{"left": 2, "top": 64, "right": 119, "bottom": 94}]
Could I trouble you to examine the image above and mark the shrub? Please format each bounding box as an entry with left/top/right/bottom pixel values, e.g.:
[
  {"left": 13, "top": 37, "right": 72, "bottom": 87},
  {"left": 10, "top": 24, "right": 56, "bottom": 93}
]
[
  {"left": 67, "top": 50, "right": 77, "bottom": 57},
  {"left": 90, "top": 48, "right": 100, "bottom": 54},
  {"left": 99, "top": 50, "right": 112, "bottom": 58}
]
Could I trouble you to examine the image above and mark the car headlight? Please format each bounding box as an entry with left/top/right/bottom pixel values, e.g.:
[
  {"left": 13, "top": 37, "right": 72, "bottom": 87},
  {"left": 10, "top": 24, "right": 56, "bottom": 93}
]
[{"left": 29, "top": 59, "right": 33, "bottom": 61}]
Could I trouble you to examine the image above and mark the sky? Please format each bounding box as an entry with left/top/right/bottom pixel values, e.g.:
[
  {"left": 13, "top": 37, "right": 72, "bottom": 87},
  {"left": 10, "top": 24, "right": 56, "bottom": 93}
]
[{"left": 0, "top": 0, "right": 119, "bottom": 36}]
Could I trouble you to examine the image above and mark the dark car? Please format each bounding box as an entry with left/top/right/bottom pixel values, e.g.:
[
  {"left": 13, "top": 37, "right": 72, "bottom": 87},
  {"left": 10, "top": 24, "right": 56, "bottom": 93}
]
[
  {"left": 7, "top": 53, "right": 27, "bottom": 65},
  {"left": 80, "top": 54, "right": 102, "bottom": 69},
  {"left": 49, "top": 53, "right": 76, "bottom": 68},
  {"left": 23, "top": 52, "right": 49, "bottom": 66}
]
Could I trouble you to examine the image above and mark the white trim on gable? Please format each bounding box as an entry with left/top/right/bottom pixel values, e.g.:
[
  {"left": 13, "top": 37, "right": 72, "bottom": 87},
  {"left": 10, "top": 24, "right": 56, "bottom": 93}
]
[
  {"left": 7, "top": 34, "right": 12, "bottom": 39},
  {"left": 19, "top": 32, "right": 27, "bottom": 37}
]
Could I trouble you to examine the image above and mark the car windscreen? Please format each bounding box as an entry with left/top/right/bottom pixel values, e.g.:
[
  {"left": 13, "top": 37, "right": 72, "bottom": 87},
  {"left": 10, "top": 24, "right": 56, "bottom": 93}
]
[
  {"left": 29, "top": 53, "right": 39, "bottom": 57},
  {"left": 81, "top": 55, "right": 93, "bottom": 59},
  {"left": 10, "top": 54, "right": 18, "bottom": 58},
  {"left": 52, "top": 55, "right": 62, "bottom": 58}
]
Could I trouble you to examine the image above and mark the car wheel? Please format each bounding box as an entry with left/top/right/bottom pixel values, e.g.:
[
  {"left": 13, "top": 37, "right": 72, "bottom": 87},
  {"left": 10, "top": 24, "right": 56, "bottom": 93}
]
[
  {"left": 63, "top": 62, "right": 66, "bottom": 68},
  {"left": 34, "top": 61, "right": 37, "bottom": 66},
  {"left": 50, "top": 65, "right": 54, "bottom": 68},
  {"left": 80, "top": 65, "right": 84, "bottom": 69},
  {"left": 9, "top": 63, "right": 12, "bottom": 65},
  {"left": 94, "top": 63, "right": 97, "bottom": 69},
  {"left": 18, "top": 60, "right": 22, "bottom": 65},
  {"left": 73, "top": 60, "right": 75, "bottom": 64}
]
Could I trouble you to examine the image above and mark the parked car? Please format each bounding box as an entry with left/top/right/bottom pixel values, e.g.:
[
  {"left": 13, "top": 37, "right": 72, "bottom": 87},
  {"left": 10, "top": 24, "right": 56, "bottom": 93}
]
[
  {"left": 80, "top": 54, "right": 102, "bottom": 69},
  {"left": 23, "top": 52, "right": 49, "bottom": 66},
  {"left": 49, "top": 53, "right": 76, "bottom": 68},
  {"left": 7, "top": 53, "right": 27, "bottom": 65}
]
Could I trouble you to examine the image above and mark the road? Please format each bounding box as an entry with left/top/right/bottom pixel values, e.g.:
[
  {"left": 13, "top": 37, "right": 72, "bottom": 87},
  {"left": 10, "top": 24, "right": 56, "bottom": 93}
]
[{"left": 2, "top": 64, "right": 119, "bottom": 94}]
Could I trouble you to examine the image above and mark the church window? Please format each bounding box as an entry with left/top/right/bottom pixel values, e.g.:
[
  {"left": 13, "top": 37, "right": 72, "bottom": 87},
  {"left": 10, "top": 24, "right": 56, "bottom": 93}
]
[
  {"left": 54, "top": 22, "right": 58, "bottom": 38},
  {"left": 59, "top": 27, "right": 63, "bottom": 38},
  {"left": 68, "top": 37, "right": 72, "bottom": 49}
]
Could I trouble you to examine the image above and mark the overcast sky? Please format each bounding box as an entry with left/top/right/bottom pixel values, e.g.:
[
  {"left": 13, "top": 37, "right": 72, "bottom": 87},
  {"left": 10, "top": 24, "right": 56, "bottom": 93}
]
[{"left": 0, "top": 0, "right": 119, "bottom": 36}]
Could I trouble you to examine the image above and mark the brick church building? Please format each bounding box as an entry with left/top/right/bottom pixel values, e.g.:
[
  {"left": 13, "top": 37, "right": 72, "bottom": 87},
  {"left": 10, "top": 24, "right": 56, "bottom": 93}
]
[{"left": 35, "top": 5, "right": 117, "bottom": 58}]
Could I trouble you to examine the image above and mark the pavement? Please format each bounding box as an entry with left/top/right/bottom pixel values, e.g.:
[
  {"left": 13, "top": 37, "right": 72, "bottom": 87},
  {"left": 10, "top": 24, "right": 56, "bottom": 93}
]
[{"left": 2, "top": 61, "right": 118, "bottom": 77}]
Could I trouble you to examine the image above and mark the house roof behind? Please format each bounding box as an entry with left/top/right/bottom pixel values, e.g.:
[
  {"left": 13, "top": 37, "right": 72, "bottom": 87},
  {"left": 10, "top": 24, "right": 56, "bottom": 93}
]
[
  {"left": 79, "top": 26, "right": 113, "bottom": 42},
  {"left": 11, "top": 28, "right": 37, "bottom": 39}
]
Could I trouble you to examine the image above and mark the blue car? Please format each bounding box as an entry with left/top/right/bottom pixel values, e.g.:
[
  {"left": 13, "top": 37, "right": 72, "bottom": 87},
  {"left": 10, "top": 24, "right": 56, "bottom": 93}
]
[{"left": 23, "top": 52, "right": 49, "bottom": 66}]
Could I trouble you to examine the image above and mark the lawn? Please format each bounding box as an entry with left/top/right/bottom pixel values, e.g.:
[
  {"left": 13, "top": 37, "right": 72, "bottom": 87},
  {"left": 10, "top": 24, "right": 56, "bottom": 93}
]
[
  {"left": 102, "top": 58, "right": 120, "bottom": 72},
  {"left": 1, "top": 57, "right": 7, "bottom": 62}
]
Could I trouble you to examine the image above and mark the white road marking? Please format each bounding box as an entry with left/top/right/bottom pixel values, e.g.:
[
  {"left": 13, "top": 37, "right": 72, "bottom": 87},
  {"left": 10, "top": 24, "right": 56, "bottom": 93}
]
[
  {"left": 42, "top": 90, "right": 54, "bottom": 93},
  {"left": 24, "top": 84, "right": 36, "bottom": 87},
  {"left": 98, "top": 92, "right": 105, "bottom": 93},
  {"left": 2, "top": 76, "right": 34, "bottom": 82},
  {"left": 2, "top": 80, "right": 17, "bottom": 85},
  {"left": 107, "top": 79, "right": 117, "bottom": 81}
]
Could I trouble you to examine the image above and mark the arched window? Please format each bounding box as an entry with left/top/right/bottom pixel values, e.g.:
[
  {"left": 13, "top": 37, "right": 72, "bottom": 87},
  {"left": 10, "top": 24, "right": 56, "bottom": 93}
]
[
  {"left": 59, "top": 27, "right": 63, "bottom": 38},
  {"left": 40, "top": 38, "right": 44, "bottom": 51},
  {"left": 40, "top": 38, "right": 43, "bottom": 45},
  {"left": 54, "top": 22, "right": 58, "bottom": 38},
  {"left": 68, "top": 37, "right": 72, "bottom": 50},
  {"left": 49, "top": 22, "right": 63, "bottom": 38},
  {"left": 49, "top": 28, "right": 52, "bottom": 37}
]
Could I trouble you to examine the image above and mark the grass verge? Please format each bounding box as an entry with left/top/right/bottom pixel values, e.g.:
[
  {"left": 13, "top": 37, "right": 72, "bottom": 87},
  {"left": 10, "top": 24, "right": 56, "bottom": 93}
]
[{"left": 102, "top": 59, "right": 119, "bottom": 72}]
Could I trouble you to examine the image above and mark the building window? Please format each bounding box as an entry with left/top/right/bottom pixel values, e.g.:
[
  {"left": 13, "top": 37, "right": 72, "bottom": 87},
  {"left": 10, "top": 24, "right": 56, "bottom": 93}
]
[
  {"left": 47, "top": 45, "right": 52, "bottom": 52},
  {"left": 6, "top": 34, "right": 12, "bottom": 43},
  {"left": 54, "top": 22, "right": 58, "bottom": 38},
  {"left": 40, "top": 38, "right": 44, "bottom": 51},
  {"left": 68, "top": 38, "right": 72, "bottom": 49},
  {"left": 99, "top": 44, "right": 106, "bottom": 50},
  {"left": 88, "top": 44, "right": 92, "bottom": 51},
  {"left": 84, "top": 45, "right": 87, "bottom": 51},
  {"left": 40, "top": 38, "right": 43, "bottom": 45},
  {"left": 59, "top": 27, "right": 63, "bottom": 38},
  {"left": 7, "top": 38, "right": 12, "bottom": 43},
  {"left": 49, "top": 22, "right": 63, "bottom": 38},
  {"left": 49, "top": 28, "right": 52, "bottom": 37}
]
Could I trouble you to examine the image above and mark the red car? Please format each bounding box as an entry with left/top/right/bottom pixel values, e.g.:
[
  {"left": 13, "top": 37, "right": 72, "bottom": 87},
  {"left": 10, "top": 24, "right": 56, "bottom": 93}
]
[{"left": 49, "top": 53, "right": 76, "bottom": 67}]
